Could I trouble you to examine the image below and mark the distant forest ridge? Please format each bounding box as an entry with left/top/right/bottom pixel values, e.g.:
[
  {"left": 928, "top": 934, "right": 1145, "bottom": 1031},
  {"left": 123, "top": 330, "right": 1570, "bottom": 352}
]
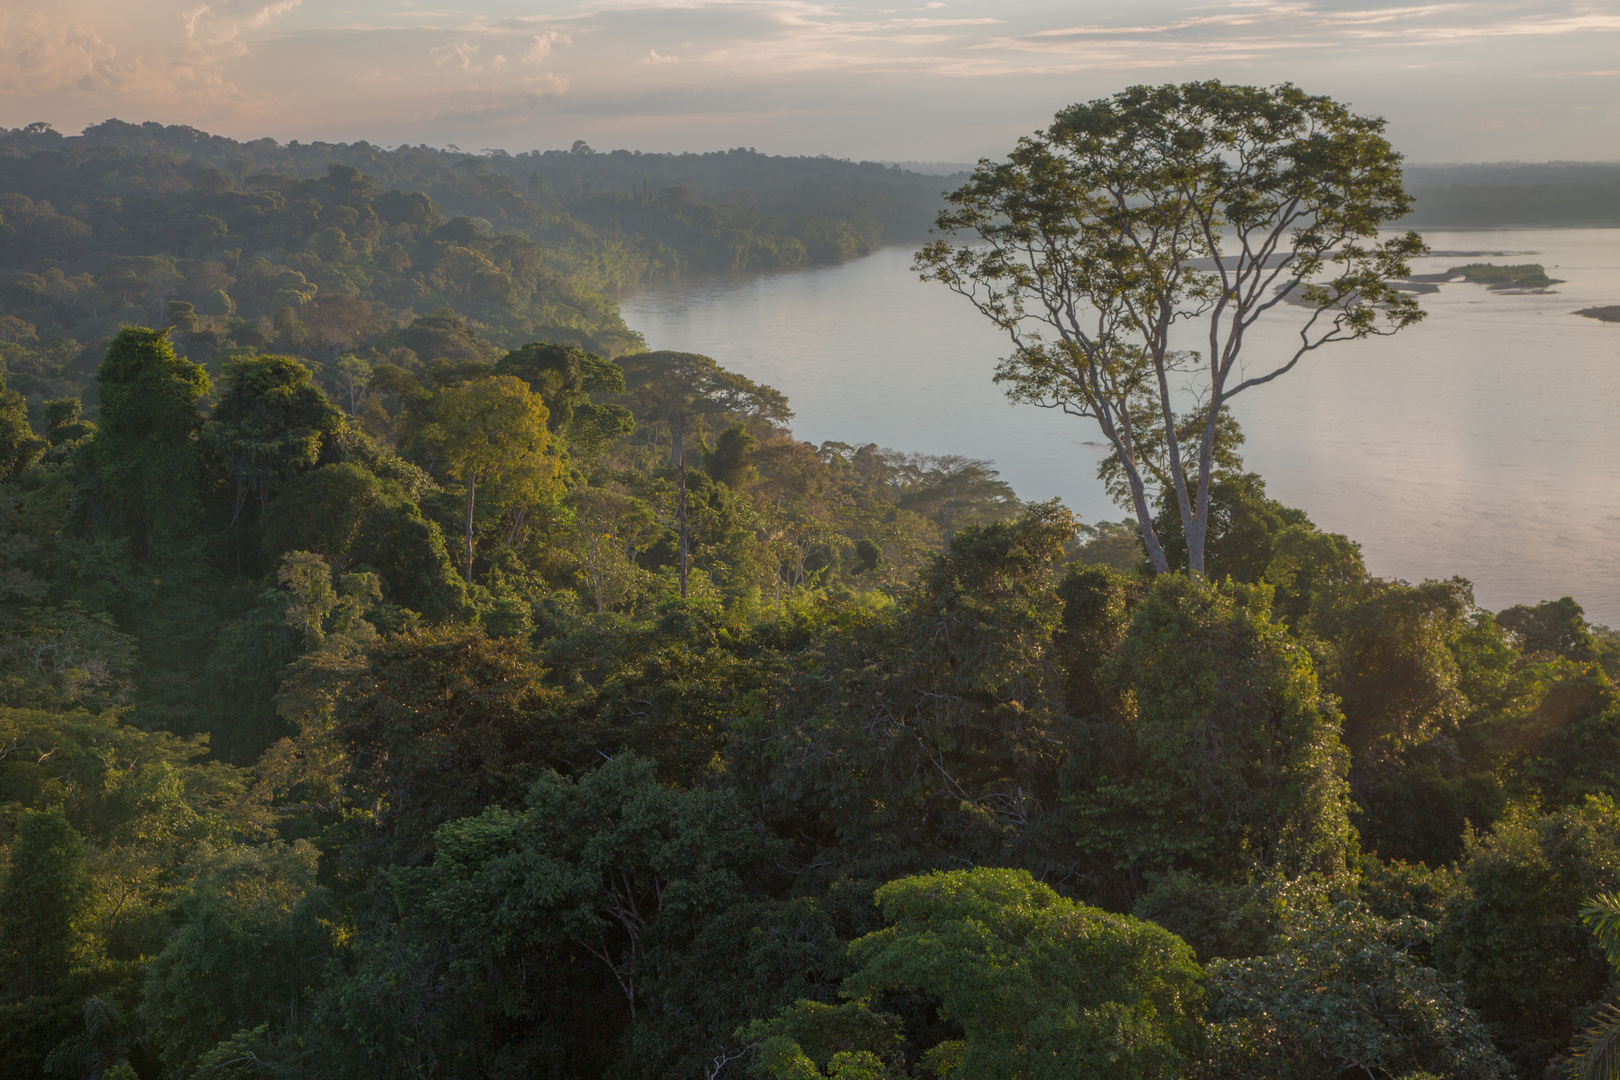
[
  {"left": 880, "top": 161, "right": 977, "bottom": 176},
  {"left": 1399, "top": 161, "right": 1620, "bottom": 227},
  {"left": 9, "top": 121, "right": 1616, "bottom": 228},
  {"left": 0, "top": 120, "right": 952, "bottom": 339},
  {"left": 0, "top": 119, "right": 949, "bottom": 249},
  {"left": 0, "top": 119, "right": 960, "bottom": 398},
  {"left": 876, "top": 157, "right": 1620, "bottom": 226},
  {"left": 887, "top": 158, "right": 1620, "bottom": 227}
]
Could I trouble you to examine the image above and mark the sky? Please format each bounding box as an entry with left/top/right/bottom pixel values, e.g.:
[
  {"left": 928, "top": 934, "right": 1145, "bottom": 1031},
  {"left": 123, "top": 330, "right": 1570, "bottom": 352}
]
[{"left": 2, "top": 0, "right": 1618, "bottom": 163}]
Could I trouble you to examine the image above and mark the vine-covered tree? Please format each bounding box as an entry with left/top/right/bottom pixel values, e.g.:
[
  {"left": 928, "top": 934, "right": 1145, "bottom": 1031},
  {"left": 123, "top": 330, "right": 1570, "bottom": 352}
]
[
  {"left": 86, "top": 327, "right": 211, "bottom": 551},
  {"left": 204, "top": 354, "right": 344, "bottom": 521}
]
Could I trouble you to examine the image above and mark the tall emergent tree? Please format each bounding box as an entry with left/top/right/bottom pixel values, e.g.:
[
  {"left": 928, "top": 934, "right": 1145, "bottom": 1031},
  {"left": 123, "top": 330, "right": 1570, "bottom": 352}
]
[
  {"left": 204, "top": 354, "right": 344, "bottom": 522},
  {"left": 617, "top": 351, "right": 790, "bottom": 598},
  {"left": 495, "top": 342, "right": 635, "bottom": 458},
  {"left": 0, "top": 373, "right": 44, "bottom": 481},
  {"left": 422, "top": 375, "right": 560, "bottom": 583},
  {"left": 88, "top": 326, "right": 211, "bottom": 552},
  {"left": 916, "top": 81, "right": 1426, "bottom": 575}
]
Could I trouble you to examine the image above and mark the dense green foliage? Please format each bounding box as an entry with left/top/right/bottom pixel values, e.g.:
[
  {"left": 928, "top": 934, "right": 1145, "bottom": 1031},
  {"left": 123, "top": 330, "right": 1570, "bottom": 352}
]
[
  {"left": 0, "top": 119, "right": 950, "bottom": 417},
  {"left": 745, "top": 868, "right": 1204, "bottom": 1080},
  {"left": 2, "top": 102, "right": 1617, "bottom": 1080},
  {"left": 2, "top": 315, "right": 1609, "bottom": 1078},
  {"left": 1206, "top": 897, "right": 1508, "bottom": 1079}
]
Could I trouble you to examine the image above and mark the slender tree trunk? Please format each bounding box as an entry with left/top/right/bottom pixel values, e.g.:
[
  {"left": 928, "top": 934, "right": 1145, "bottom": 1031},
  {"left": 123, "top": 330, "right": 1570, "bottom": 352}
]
[
  {"left": 1096, "top": 409, "right": 1172, "bottom": 574},
  {"left": 1150, "top": 346, "right": 1200, "bottom": 578},
  {"left": 463, "top": 472, "right": 476, "bottom": 584},
  {"left": 1125, "top": 467, "right": 1172, "bottom": 575},
  {"left": 585, "top": 531, "right": 607, "bottom": 613},
  {"left": 1186, "top": 399, "right": 1222, "bottom": 580},
  {"left": 673, "top": 420, "right": 689, "bottom": 600}
]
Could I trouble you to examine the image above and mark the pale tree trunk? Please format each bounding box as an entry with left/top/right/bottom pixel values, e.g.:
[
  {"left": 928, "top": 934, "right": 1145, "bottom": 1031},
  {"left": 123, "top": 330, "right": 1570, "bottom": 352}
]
[
  {"left": 1149, "top": 343, "right": 1202, "bottom": 578},
  {"left": 1094, "top": 408, "right": 1172, "bottom": 575},
  {"left": 1186, "top": 397, "right": 1223, "bottom": 578},
  {"left": 1128, "top": 471, "right": 1172, "bottom": 576},
  {"left": 585, "top": 532, "right": 608, "bottom": 614}
]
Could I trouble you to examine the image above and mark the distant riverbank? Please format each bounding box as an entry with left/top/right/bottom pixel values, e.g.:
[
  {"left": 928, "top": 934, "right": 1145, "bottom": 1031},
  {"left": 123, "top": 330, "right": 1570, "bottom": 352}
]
[{"left": 623, "top": 227, "right": 1620, "bottom": 624}]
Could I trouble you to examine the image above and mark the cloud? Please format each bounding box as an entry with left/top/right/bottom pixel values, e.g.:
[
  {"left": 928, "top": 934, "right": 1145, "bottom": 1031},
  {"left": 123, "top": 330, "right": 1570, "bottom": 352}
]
[
  {"left": 525, "top": 30, "right": 570, "bottom": 62},
  {"left": 431, "top": 38, "right": 479, "bottom": 67},
  {"left": 559, "top": 84, "right": 817, "bottom": 119},
  {"left": 183, "top": 0, "right": 304, "bottom": 60},
  {"left": 970, "top": 0, "right": 1620, "bottom": 72},
  {"left": 431, "top": 38, "right": 508, "bottom": 73},
  {"left": 579, "top": 3, "right": 1006, "bottom": 78},
  {"left": 4, "top": 0, "right": 1619, "bottom": 162},
  {"left": 0, "top": 13, "right": 130, "bottom": 96},
  {"left": 426, "top": 85, "right": 571, "bottom": 125}
]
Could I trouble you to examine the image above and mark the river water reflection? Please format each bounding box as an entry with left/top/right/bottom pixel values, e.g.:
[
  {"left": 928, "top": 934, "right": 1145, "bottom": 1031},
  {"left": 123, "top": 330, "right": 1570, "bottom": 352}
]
[{"left": 620, "top": 229, "right": 1620, "bottom": 624}]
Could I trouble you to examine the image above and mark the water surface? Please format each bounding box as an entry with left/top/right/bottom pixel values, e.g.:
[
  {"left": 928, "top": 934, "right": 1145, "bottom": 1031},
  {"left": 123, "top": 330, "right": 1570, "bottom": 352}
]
[{"left": 621, "top": 229, "right": 1620, "bottom": 624}]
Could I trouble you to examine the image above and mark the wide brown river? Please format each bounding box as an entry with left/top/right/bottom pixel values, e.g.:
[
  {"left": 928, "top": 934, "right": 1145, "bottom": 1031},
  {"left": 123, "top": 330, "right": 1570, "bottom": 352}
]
[{"left": 621, "top": 228, "right": 1620, "bottom": 625}]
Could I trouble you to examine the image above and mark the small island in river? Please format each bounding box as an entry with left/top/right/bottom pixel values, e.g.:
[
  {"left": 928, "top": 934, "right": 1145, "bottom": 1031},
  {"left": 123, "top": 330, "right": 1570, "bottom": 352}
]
[
  {"left": 1575, "top": 305, "right": 1620, "bottom": 323},
  {"left": 1405, "top": 262, "right": 1564, "bottom": 292}
]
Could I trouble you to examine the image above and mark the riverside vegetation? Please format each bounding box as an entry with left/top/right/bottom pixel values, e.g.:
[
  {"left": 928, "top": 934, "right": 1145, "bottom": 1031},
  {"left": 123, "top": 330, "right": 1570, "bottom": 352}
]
[{"left": 4, "top": 89, "right": 1620, "bottom": 1080}]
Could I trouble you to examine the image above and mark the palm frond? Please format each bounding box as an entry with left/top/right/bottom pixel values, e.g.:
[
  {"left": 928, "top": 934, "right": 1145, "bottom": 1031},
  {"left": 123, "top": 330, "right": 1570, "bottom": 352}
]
[
  {"left": 44, "top": 997, "right": 133, "bottom": 1080},
  {"left": 1581, "top": 893, "right": 1620, "bottom": 969},
  {"left": 80, "top": 997, "right": 124, "bottom": 1041},
  {"left": 1572, "top": 1002, "right": 1620, "bottom": 1080},
  {"left": 42, "top": 1042, "right": 99, "bottom": 1079}
]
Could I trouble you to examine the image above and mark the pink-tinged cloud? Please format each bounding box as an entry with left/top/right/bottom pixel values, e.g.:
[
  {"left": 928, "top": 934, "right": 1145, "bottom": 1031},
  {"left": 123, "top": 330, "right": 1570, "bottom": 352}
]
[{"left": 1, "top": 0, "right": 1616, "bottom": 162}]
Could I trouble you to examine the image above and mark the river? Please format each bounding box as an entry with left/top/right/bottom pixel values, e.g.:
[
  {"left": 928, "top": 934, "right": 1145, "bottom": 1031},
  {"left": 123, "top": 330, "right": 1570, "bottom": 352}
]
[{"left": 620, "top": 229, "right": 1620, "bottom": 625}]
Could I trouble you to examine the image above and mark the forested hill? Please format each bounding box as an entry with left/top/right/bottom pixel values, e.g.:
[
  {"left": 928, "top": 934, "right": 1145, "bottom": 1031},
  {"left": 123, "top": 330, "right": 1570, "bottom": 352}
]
[
  {"left": 0, "top": 119, "right": 951, "bottom": 407},
  {"left": 1400, "top": 161, "right": 1620, "bottom": 226},
  {"left": 1, "top": 119, "right": 945, "bottom": 281},
  {"left": 6, "top": 119, "right": 1620, "bottom": 1080}
]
